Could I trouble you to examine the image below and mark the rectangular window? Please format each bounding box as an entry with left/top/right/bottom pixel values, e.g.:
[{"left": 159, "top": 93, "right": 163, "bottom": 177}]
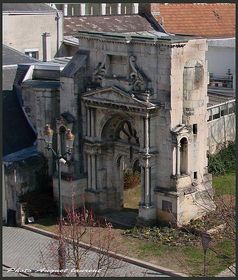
[
  {"left": 193, "top": 124, "right": 197, "bottom": 134},
  {"left": 162, "top": 200, "right": 172, "bottom": 213},
  {"left": 24, "top": 48, "right": 39, "bottom": 59},
  {"left": 194, "top": 172, "right": 197, "bottom": 179}
]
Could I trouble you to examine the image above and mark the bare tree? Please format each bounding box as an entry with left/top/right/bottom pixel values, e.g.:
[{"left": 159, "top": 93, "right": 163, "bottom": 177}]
[{"left": 39, "top": 198, "right": 123, "bottom": 277}]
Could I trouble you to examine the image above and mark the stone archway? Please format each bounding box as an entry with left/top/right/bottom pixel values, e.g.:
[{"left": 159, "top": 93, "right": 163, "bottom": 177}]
[{"left": 101, "top": 115, "right": 141, "bottom": 210}]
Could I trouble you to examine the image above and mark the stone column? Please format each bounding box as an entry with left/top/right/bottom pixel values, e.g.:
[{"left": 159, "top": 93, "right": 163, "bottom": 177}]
[
  {"left": 87, "top": 154, "right": 91, "bottom": 189},
  {"left": 80, "top": 3, "right": 86, "bottom": 16},
  {"left": 172, "top": 146, "right": 176, "bottom": 176},
  {"left": 132, "top": 3, "right": 139, "bottom": 14},
  {"left": 91, "top": 108, "right": 95, "bottom": 137},
  {"left": 63, "top": 4, "right": 68, "bottom": 16},
  {"left": 176, "top": 142, "right": 181, "bottom": 176},
  {"left": 101, "top": 3, "right": 106, "bottom": 15},
  {"left": 138, "top": 112, "right": 156, "bottom": 224},
  {"left": 144, "top": 113, "right": 151, "bottom": 206},
  {"left": 117, "top": 3, "right": 121, "bottom": 14},
  {"left": 86, "top": 107, "right": 90, "bottom": 136},
  {"left": 91, "top": 154, "right": 96, "bottom": 190}
]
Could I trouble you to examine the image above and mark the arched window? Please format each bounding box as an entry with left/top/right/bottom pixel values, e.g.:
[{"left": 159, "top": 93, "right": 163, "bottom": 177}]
[
  {"left": 133, "top": 159, "right": 141, "bottom": 174},
  {"left": 180, "top": 137, "right": 188, "bottom": 175}
]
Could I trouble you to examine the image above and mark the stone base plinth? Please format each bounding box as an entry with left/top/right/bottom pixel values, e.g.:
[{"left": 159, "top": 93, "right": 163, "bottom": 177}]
[{"left": 137, "top": 205, "right": 156, "bottom": 226}]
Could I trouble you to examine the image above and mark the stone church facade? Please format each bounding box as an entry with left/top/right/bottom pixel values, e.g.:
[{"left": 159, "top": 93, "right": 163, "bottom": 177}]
[{"left": 21, "top": 31, "right": 215, "bottom": 225}]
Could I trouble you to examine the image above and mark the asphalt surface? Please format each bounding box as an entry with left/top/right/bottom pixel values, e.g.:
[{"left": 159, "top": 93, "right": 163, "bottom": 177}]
[{"left": 3, "top": 226, "right": 171, "bottom": 277}]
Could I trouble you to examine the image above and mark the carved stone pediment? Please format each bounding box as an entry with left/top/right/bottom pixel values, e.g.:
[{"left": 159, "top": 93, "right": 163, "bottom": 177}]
[
  {"left": 171, "top": 124, "right": 191, "bottom": 135},
  {"left": 171, "top": 124, "right": 192, "bottom": 144},
  {"left": 82, "top": 86, "right": 157, "bottom": 112}
]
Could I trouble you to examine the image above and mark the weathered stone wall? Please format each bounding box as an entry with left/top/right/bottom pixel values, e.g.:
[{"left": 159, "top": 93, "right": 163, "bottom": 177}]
[
  {"left": 3, "top": 156, "right": 48, "bottom": 214},
  {"left": 21, "top": 81, "right": 60, "bottom": 175}
]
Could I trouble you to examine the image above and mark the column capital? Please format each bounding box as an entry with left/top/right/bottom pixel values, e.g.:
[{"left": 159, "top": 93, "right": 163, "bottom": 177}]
[{"left": 84, "top": 143, "right": 101, "bottom": 155}]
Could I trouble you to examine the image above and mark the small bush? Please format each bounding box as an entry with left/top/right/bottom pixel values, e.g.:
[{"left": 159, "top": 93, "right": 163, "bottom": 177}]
[
  {"left": 123, "top": 170, "right": 140, "bottom": 189},
  {"left": 208, "top": 142, "right": 235, "bottom": 175}
]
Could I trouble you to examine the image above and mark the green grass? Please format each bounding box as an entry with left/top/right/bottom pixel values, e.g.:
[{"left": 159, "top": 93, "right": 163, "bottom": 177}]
[
  {"left": 138, "top": 242, "right": 172, "bottom": 258},
  {"left": 213, "top": 169, "right": 236, "bottom": 195},
  {"left": 136, "top": 239, "right": 235, "bottom": 276},
  {"left": 181, "top": 240, "right": 235, "bottom": 276}
]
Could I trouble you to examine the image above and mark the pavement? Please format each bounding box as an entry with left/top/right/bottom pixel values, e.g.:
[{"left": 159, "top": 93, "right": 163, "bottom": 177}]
[
  {"left": 3, "top": 226, "right": 175, "bottom": 277},
  {"left": 216, "top": 264, "right": 236, "bottom": 277},
  {"left": 3, "top": 226, "right": 235, "bottom": 278}
]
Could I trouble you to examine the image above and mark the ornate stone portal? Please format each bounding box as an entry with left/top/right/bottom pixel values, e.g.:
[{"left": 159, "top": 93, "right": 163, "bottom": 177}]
[{"left": 56, "top": 31, "right": 215, "bottom": 225}]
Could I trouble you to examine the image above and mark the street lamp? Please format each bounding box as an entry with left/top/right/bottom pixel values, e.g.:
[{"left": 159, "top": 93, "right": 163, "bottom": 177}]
[{"left": 43, "top": 123, "right": 75, "bottom": 271}]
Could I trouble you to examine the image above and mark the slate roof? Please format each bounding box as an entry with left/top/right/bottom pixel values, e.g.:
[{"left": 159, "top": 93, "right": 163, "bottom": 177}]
[
  {"left": 2, "top": 45, "right": 38, "bottom": 90},
  {"left": 2, "top": 67, "right": 17, "bottom": 91},
  {"left": 3, "top": 90, "right": 37, "bottom": 158},
  {"left": 64, "top": 14, "right": 156, "bottom": 36},
  {"left": 2, "top": 3, "right": 56, "bottom": 13},
  {"left": 3, "top": 45, "right": 39, "bottom": 66},
  {"left": 152, "top": 3, "right": 235, "bottom": 38}
]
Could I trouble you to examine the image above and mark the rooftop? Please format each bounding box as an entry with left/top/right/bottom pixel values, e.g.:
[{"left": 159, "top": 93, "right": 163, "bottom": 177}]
[
  {"left": 64, "top": 14, "right": 157, "bottom": 36},
  {"left": 3, "top": 90, "right": 37, "bottom": 158},
  {"left": 77, "top": 30, "right": 196, "bottom": 44},
  {"left": 2, "top": 3, "right": 56, "bottom": 14},
  {"left": 152, "top": 3, "right": 235, "bottom": 38},
  {"left": 3, "top": 45, "right": 39, "bottom": 66}
]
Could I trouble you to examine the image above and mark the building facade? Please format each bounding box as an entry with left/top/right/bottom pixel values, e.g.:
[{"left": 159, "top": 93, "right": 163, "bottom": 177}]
[
  {"left": 19, "top": 29, "right": 216, "bottom": 225},
  {"left": 51, "top": 3, "right": 139, "bottom": 16},
  {"left": 3, "top": 3, "right": 63, "bottom": 61}
]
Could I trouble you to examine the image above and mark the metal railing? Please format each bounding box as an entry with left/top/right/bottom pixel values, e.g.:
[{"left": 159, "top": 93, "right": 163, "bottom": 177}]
[{"left": 207, "top": 99, "right": 236, "bottom": 122}]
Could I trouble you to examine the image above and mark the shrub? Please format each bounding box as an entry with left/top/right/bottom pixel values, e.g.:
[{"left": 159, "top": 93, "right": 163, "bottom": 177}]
[
  {"left": 208, "top": 142, "right": 235, "bottom": 175},
  {"left": 123, "top": 169, "right": 141, "bottom": 189}
]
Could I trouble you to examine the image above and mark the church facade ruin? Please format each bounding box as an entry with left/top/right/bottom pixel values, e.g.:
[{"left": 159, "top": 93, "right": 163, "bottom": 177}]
[{"left": 20, "top": 31, "right": 215, "bottom": 225}]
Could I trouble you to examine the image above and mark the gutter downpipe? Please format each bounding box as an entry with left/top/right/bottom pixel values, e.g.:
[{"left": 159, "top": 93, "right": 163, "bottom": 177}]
[{"left": 55, "top": 9, "right": 60, "bottom": 53}]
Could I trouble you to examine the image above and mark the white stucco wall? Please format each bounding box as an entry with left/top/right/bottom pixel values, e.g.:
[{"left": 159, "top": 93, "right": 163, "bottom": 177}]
[{"left": 3, "top": 12, "right": 63, "bottom": 60}]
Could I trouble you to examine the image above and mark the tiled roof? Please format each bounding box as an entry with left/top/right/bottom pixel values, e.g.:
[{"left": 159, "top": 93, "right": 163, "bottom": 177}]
[
  {"left": 64, "top": 15, "right": 155, "bottom": 36},
  {"left": 3, "top": 3, "right": 56, "bottom": 13},
  {"left": 3, "top": 45, "right": 39, "bottom": 66},
  {"left": 152, "top": 3, "right": 235, "bottom": 38}
]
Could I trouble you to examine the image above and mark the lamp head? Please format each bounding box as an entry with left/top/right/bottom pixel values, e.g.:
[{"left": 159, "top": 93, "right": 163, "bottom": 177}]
[
  {"left": 43, "top": 124, "right": 53, "bottom": 147},
  {"left": 65, "top": 129, "right": 75, "bottom": 151}
]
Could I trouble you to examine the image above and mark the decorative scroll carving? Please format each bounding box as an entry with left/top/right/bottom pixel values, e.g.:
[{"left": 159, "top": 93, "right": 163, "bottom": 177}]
[
  {"left": 129, "top": 55, "right": 146, "bottom": 92},
  {"left": 93, "top": 55, "right": 109, "bottom": 83}
]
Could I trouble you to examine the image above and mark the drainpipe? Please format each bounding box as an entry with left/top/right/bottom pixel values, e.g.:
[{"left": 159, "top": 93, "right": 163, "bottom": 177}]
[{"left": 55, "top": 9, "right": 60, "bottom": 53}]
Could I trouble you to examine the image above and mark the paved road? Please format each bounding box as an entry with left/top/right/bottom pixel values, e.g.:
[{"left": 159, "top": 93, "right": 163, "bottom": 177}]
[{"left": 3, "top": 226, "right": 171, "bottom": 277}]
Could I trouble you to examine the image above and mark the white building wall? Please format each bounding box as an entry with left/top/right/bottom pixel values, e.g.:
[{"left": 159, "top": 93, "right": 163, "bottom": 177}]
[
  {"left": 3, "top": 12, "right": 63, "bottom": 60},
  {"left": 206, "top": 38, "right": 235, "bottom": 88}
]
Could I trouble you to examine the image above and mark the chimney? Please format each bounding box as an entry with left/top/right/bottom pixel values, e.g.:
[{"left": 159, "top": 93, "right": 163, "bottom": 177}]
[
  {"left": 138, "top": 3, "right": 151, "bottom": 15},
  {"left": 42, "top": 32, "right": 51, "bottom": 62}
]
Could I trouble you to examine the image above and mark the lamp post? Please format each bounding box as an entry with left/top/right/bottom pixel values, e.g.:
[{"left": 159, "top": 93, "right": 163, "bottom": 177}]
[
  {"left": 201, "top": 232, "right": 212, "bottom": 276},
  {"left": 43, "top": 123, "right": 75, "bottom": 270}
]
